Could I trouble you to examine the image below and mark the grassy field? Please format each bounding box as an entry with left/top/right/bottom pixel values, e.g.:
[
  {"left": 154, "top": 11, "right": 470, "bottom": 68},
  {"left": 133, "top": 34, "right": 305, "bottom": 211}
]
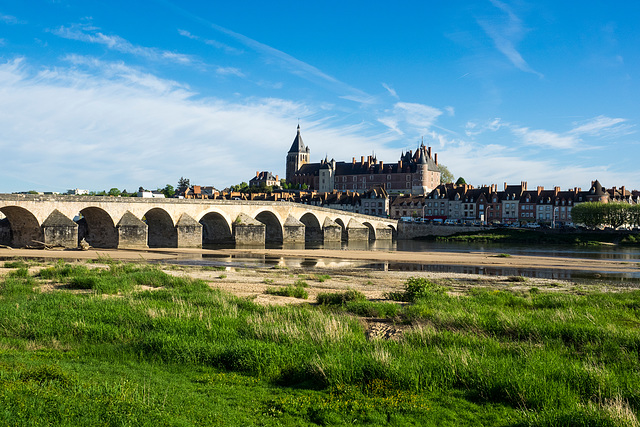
[{"left": 0, "top": 258, "right": 639, "bottom": 426}]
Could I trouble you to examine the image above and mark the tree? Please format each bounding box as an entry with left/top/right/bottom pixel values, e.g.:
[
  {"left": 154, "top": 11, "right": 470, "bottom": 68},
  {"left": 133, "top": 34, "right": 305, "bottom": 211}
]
[
  {"left": 455, "top": 177, "right": 466, "bottom": 185},
  {"left": 571, "top": 202, "right": 607, "bottom": 228},
  {"left": 108, "top": 188, "right": 121, "bottom": 197},
  {"left": 603, "top": 203, "right": 629, "bottom": 229},
  {"left": 177, "top": 177, "right": 190, "bottom": 194},
  {"left": 160, "top": 184, "right": 175, "bottom": 198},
  {"left": 439, "top": 164, "right": 454, "bottom": 184}
]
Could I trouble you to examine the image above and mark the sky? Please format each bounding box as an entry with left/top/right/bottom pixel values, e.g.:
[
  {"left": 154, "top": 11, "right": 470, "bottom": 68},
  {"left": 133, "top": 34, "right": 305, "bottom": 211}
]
[{"left": 0, "top": 0, "right": 638, "bottom": 193}]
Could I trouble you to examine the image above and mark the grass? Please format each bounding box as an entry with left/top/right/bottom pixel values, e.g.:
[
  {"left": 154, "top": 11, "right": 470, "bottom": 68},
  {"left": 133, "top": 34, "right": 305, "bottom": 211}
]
[
  {"left": 0, "top": 262, "right": 639, "bottom": 425},
  {"left": 265, "top": 285, "right": 309, "bottom": 299}
]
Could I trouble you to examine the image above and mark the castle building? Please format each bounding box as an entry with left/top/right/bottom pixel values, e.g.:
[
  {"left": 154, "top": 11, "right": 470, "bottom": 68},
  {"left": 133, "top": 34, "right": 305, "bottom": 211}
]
[
  {"left": 285, "top": 125, "right": 310, "bottom": 182},
  {"left": 286, "top": 126, "right": 441, "bottom": 195}
]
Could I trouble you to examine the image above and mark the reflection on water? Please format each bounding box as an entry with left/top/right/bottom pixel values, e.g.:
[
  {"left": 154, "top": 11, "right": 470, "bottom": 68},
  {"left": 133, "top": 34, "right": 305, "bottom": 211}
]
[{"left": 196, "top": 239, "right": 640, "bottom": 282}]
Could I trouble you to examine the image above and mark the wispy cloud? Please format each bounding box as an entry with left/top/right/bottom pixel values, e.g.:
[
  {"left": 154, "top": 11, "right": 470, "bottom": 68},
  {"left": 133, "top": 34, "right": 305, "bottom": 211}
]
[
  {"left": 52, "top": 24, "right": 194, "bottom": 65},
  {"left": 569, "top": 115, "right": 631, "bottom": 137},
  {"left": 177, "top": 29, "right": 243, "bottom": 54},
  {"left": 467, "top": 115, "right": 633, "bottom": 151},
  {"left": 511, "top": 127, "right": 577, "bottom": 149},
  {"left": 378, "top": 102, "right": 443, "bottom": 136},
  {"left": 477, "top": 0, "right": 542, "bottom": 78},
  {"left": 0, "top": 57, "right": 392, "bottom": 192},
  {"left": 216, "top": 66, "right": 245, "bottom": 78},
  {"left": 164, "top": 4, "right": 376, "bottom": 105},
  {"left": 0, "top": 13, "right": 20, "bottom": 24},
  {"left": 381, "top": 82, "right": 398, "bottom": 99}
]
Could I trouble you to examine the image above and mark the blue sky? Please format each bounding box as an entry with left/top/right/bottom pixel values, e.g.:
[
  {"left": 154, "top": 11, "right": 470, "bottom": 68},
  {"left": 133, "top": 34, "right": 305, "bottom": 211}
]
[{"left": 0, "top": 0, "right": 638, "bottom": 193}]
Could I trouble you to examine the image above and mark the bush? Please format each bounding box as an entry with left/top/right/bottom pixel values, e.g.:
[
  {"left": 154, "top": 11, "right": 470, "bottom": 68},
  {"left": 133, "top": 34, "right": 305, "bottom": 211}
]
[
  {"left": 316, "top": 290, "right": 366, "bottom": 306},
  {"left": 265, "top": 285, "right": 308, "bottom": 299},
  {"left": 386, "top": 277, "right": 448, "bottom": 302}
]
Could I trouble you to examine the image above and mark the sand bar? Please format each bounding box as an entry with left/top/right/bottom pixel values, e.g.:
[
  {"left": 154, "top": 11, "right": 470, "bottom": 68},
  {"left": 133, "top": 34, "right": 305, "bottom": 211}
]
[{"left": 2, "top": 247, "right": 639, "bottom": 274}]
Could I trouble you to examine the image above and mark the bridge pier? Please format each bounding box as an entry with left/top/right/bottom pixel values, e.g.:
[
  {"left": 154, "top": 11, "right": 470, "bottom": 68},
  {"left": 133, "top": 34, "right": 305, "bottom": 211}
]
[
  {"left": 375, "top": 226, "right": 393, "bottom": 240},
  {"left": 117, "top": 211, "right": 148, "bottom": 249},
  {"left": 42, "top": 210, "right": 78, "bottom": 248},
  {"left": 283, "top": 215, "right": 305, "bottom": 243},
  {"left": 347, "top": 219, "right": 369, "bottom": 241},
  {"left": 322, "top": 218, "right": 342, "bottom": 242},
  {"left": 176, "top": 214, "right": 202, "bottom": 248},
  {"left": 233, "top": 213, "right": 265, "bottom": 245}
]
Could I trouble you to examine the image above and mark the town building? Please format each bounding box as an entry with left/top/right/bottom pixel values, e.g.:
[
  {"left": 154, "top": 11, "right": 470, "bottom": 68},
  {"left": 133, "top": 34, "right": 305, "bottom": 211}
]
[
  {"left": 249, "top": 171, "right": 279, "bottom": 188},
  {"left": 286, "top": 126, "right": 441, "bottom": 195}
]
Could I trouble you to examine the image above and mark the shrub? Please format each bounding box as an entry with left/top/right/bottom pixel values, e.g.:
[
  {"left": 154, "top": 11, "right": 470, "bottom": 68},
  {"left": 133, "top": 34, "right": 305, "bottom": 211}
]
[
  {"left": 386, "top": 277, "right": 447, "bottom": 302},
  {"left": 316, "top": 290, "right": 366, "bottom": 306},
  {"left": 265, "top": 285, "right": 308, "bottom": 299}
]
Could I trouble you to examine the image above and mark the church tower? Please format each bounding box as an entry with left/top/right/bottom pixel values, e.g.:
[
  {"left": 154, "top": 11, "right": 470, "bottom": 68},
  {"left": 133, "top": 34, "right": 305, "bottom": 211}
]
[{"left": 286, "top": 125, "right": 310, "bottom": 182}]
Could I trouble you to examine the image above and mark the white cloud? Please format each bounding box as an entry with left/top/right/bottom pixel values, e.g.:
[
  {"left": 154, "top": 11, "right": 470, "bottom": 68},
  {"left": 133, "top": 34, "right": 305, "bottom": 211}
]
[
  {"left": 216, "top": 66, "right": 245, "bottom": 77},
  {"left": 178, "top": 29, "right": 242, "bottom": 54},
  {"left": 0, "top": 57, "right": 393, "bottom": 192},
  {"left": 569, "top": 115, "right": 630, "bottom": 136},
  {"left": 381, "top": 82, "right": 398, "bottom": 99},
  {"left": 378, "top": 102, "right": 443, "bottom": 136},
  {"left": 0, "top": 13, "right": 19, "bottom": 24},
  {"left": 52, "top": 24, "right": 195, "bottom": 65},
  {"left": 477, "top": 0, "right": 543, "bottom": 78},
  {"left": 511, "top": 127, "right": 578, "bottom": 149}
]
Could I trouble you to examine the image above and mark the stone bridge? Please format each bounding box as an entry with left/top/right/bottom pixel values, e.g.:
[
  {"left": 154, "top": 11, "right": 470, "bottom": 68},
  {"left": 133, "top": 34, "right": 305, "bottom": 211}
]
[{"left": 0, "top": 194, "right": 398, "bottom": 249}]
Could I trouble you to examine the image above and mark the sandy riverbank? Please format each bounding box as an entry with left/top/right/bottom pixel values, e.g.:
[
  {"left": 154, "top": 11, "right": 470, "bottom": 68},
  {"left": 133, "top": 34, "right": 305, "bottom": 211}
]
[{"left": 1, "top": 246, "right": 639, "bottom": 273}]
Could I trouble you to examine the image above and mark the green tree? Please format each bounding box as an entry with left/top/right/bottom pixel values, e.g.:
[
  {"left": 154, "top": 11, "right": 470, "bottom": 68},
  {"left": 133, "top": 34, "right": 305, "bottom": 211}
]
[
  {"left": 572, "top": 202, "right": 607, "bottom": 228},
  {"left": 108, "top": 188, "right": 121, "bottom": 197},
  {"left": 160, "top": 184, "right": 175, "bottom": 198},
  {"left": 439, "top": 164, "right": 454, "bottom": 184},
  {"left": 455, "top": 177, "right": 466, "bottom": 185},
  {"left": 629, "top": 205, "right": 640, "bottom": 227},
  {"left": 603, "top": 203, "right": 629, "bottom": 228},
  {"left": 177, "top": 177, "right": 190, "bottom": 194}
]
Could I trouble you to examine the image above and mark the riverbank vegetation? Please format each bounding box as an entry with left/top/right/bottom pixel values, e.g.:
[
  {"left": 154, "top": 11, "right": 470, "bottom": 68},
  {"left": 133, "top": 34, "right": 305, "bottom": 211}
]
[
  {"left": 1, "top": 259, "right": 639, "bottom": 426},
  {"left": 430, "top": 228, "right": 640, "bottom": 246}
]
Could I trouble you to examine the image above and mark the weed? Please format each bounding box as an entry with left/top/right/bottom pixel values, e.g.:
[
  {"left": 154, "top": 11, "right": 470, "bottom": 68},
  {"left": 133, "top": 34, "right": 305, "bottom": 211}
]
[
  {"left": 386, "top": 276, "right": 448, "bottom": 302},
  {"left": 265, "top": 285, "right": 308, "bottom": 299},
  {"left": 218, "top": 274, "right": 227, "bottom": 279},
  {"left": 317, "top": 289, "right": 366, "bottom": 305},
  {"left": 293, "top": 279, "right": 309, "bottom": 288},
  {"left": 316, "top": 274, "right": 331, "bottom": 282}
]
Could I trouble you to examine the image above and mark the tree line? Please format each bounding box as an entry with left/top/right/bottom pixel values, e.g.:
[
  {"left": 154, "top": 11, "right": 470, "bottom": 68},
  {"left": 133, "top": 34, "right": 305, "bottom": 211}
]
[{"left": 571, "top": 202, "right": 640, "bottom": 229}]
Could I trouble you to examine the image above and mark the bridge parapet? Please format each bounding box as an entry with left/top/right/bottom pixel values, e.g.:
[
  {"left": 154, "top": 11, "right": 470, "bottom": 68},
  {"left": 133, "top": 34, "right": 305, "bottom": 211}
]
[{"left": 0, "top": 194, "right": 397, "bottom": 248}]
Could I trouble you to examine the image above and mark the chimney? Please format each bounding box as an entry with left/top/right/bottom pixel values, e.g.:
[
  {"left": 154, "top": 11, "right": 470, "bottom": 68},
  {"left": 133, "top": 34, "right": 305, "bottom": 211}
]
[
  {"left": 504, "top": 182, "right": 508, "bottom": 191},
  {"left": 522, "top": 181, "right": 527, "bottom": 191},
  {"left": 434, "top": 153, "right": 438, "bottom": 165},
  {"left": 554, "top": 186, "right": 560, "bottom": 196},
  {"left": 379, "top": 160, "right": 383, "bottom": 172},
  {"left": 622, "top": 186, "right": 626, "bottom": 196},
  {"left": 256, "top": 171, "right": 259, "bottom": 178},
  {"left": 352, "top": 157, "right": 356, "bottom": 164},
  {"left": 427, "top": 147, "right": 432, "bottom": 158},
  {"left": 537, "top": 186, "right": 543, "bottom": 195},
  {"left": 398, "top": 160, "right": 403, "bottom": 170},
  {"left": 361, "top": 156, "right": 365, "bottom": 165},
  {"left": 275, "top": 175, "right": 279, "bottom": 182}
]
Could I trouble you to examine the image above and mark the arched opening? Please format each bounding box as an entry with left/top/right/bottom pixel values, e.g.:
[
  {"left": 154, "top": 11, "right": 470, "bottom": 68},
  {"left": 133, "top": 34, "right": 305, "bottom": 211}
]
[
  {"left": 334, "top": 218, "right": 347, "bottom": 242},
  {"left": 0, "top": 206, "right": 42, "bottom": 248},
  {"left": 300, "top": 212, "right": 322, "bottom": 242},
  {"left": 389, "top": 225, "right": 398, "bottom": 240},
  {"left": 144, "top": 208, "right": 176, "bottom": 248},
  {"left": 200, "top": 212, "right": 233, "bottom": 244},
  {"left": 363, "top": 222, "right": 376, "bottom": 241},
  {"left": 255, "top": 211, "right": 283, "bottom": 244},
  {"left": 77, "top": 207, "right": 118, "bottom": 248}
]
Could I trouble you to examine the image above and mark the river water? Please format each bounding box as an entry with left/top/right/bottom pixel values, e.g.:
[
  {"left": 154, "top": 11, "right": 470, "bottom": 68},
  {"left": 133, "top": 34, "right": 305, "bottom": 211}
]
[{"left": 190, "top": 240, "right": 640, "bottom": 282}]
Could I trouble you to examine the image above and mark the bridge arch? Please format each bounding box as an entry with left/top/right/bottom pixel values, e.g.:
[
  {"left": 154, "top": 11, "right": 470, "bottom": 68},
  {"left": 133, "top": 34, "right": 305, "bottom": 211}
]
[
  {"left": 254, "top": 210, "right": 283, "bottom": 244},
  {"left": 334, "top": 218, "right": 347, "bottom": 241},
  {"left": 299, "top": 212, "right": 322, "bottom": 242},
  {"left": 78, "top": 207, "right": 118, "bottom": 248},
  {"left": 362, "top": 221, "right": 376, "bottom": 241},
  {"left": 199, "top": 211, "right": 233, "bottom": 244},
  {"left": 0, "top": 206, "right": 42, "bottom": 247},
  {"left": 143, "top": 208, "right": 177, "bottom": 248}
]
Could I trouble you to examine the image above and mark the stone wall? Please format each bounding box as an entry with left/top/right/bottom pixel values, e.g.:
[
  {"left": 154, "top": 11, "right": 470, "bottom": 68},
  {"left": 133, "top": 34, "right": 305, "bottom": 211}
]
[{"left": 397, "top": 222, "right": 489, "bottom": 239}]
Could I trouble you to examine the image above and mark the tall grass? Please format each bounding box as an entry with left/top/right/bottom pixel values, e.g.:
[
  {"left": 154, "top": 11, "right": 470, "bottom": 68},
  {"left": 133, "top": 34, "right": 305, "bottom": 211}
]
[{"left": 0, "top": 264, "right": 639, "bottom": 425}]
